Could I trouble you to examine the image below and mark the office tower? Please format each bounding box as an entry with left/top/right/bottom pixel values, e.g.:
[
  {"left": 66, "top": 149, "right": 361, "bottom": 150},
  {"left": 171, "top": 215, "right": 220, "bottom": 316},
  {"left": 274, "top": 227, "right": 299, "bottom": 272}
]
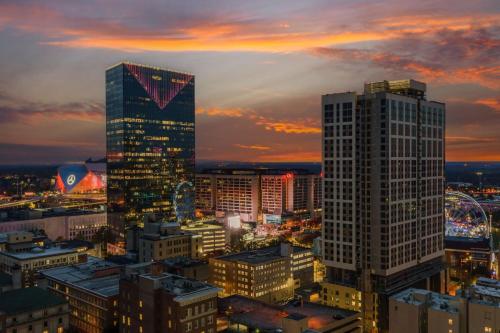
[
  {"left": 321, "top": 79, "right": 445, "bottom": 331},
  {"left": 106, "top": 62, "right": 195, "bottom": 239}
]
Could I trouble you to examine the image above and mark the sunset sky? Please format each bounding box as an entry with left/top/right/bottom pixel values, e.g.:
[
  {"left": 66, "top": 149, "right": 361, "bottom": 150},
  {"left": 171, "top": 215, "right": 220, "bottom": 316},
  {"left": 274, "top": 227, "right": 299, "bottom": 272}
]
[{"left": 0, "top": 0, "right": 498, "bottom": 164}]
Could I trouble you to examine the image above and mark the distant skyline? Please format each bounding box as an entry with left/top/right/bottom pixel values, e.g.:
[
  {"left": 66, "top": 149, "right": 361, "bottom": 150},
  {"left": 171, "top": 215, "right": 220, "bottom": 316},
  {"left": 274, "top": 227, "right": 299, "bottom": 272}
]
[{"left": 0, "top": 0, "right": 499, "bottom": 164}]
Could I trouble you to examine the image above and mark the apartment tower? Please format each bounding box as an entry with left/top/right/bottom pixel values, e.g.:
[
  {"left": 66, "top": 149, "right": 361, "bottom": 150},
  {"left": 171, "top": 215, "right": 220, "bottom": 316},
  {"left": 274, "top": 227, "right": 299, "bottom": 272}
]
[{"left": 321, "top": 79, "right": 445, "bottom": 332}]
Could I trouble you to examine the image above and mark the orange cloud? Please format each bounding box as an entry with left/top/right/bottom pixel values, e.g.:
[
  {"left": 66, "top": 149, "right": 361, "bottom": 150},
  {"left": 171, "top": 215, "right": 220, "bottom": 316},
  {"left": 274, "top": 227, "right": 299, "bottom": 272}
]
[
  {"left": 234, "top": 144, "right": 271, "bottom": 151},
  {"left": 375, "top": 15, "right": 499, "bottom": 32},
  {"left": 446, "top": 136, "right": 497, "bottom": 144},
  {"left": 45, "top": 31, "right": 392, "bottom": 53},
  {"left": 196, "top": 107, "right": 245, "bottom": 117},
  {"left": 476, "top": 98, "right": 500, "bottom": 111},
  {"left": 255, "top": 118, "right": 321, "bottom": 134},
  {"left": 4, "top": 3, "right": 497, "bottom": 54},
  {"left": 197, "top": 106, "right": 321, "bottom": 135}
]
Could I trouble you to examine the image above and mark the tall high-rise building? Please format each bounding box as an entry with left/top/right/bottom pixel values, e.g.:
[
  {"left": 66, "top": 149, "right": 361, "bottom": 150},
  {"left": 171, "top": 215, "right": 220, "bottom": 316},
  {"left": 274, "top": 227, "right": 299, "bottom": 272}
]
[
  {"left": 321, "top": 79, "right": 445, "bottom": 332},
  {"left": 106, "top": 62, "right": 195, "bottom": 239}
]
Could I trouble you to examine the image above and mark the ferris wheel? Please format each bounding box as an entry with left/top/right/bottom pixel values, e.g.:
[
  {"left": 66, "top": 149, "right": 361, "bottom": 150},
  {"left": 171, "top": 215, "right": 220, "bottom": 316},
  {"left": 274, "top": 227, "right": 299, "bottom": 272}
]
[
  {"left": 173, "top": 181, "right": 195, "bottom": 223},
  {"left": 445, "top": 191, "right": 489, "bottom": 238}
]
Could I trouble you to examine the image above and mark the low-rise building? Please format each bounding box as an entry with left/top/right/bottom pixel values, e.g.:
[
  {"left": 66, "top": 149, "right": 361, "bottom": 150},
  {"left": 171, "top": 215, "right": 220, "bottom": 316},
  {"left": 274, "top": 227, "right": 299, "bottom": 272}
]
[
  {"left": 42, "top": 257, "right": 121, "bottom": 333},
  {"left": 119, "top": 263, "right": 219, "bottom": 333},
  {"left": 0, "top": 287, "right": 69, "bottom": 333},
  {"left": 164, "top": 257, "right": 210, "bottom": 282},
  {"left": 137, "top": 222, "right": 202, "bottom": 262},
  {"left": 389, "top": 279, "right": 500, "bottom": 333},
  {"left": 444, "top": 236, "right": 494, "bottom": 294},
  {"left": 181, "top": 222, "right": 228, "bottom": 256},
  {"left": 389, "top": 288, "right": 465, "bottom": 333},
  {"left": 209, "top": 244, "right": 299, "bottom": 304},
  {"left": 320, "top": 282, "right": 365, "bottom": 314},
  {"left": 0, "top": 231, "right": 46, "bottom": 253},
  {"left": 468, "top": 277, "right": 500, "bottom": 333},
  {"left": 0, "top": 209, "right": 106, "bottom": 242},
  {"left": 285, "top": 244, "right": 315, "bottom": 289},
  {"left": 0, "top": 246, "right": 86, "bottom": 287}
]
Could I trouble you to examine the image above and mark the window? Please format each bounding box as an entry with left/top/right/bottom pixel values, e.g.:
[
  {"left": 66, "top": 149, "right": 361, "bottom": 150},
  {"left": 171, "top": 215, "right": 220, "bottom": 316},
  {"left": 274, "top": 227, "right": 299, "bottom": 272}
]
[{"left": 448, "top": 319, "right": 453, "bottom": 325}]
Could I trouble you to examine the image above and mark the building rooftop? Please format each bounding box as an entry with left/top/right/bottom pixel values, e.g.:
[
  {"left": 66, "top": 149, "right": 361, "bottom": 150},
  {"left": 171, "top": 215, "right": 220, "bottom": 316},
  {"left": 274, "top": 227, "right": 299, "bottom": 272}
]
[
  {"left": 0, "top": 208, "right": 105, "bottom": 223},
  {"left": 106, "top": 61, "right": 194, "bottom": 76},
  {"left": 470, "top": 277, "right": 500, "bottom": 305},
  {"left": 215, "top": 249, "right": 284, "bottom": 264},
  {"left": 164, "top": 257, "right": 208, "bottom": 269},
  {"left": 0, "top": 246, "right": 78, "bottom": 260},
  {"left": 445, "top": 236, "right": 491, "bottom": 251},
  {"left": 214, "top": 244, "right": 311, "bottom": 264},
  {"left": 41, "top": 257, "right": 121, "bottom": 297},
  {"left": 182, "top": 222, "right": 224, "bottom": 231},
  {"left": 0, "top": 287, "right": 67, "bottom": 315},
  {"left": 219, "top": 295, "right": 358, "bottom": 331},
  {"left": 392, "top": 288, "right": 461, "bottom": 314},
  {"left": 140, "top": 272, "right": 218, "bottom": 301}
]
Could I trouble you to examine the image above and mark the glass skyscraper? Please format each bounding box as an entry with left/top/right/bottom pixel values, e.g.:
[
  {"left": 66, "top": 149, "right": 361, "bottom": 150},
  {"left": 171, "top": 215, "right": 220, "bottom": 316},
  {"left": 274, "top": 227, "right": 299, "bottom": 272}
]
[{"left": 106, "top": 62, "right": 195, "bottom": 239}]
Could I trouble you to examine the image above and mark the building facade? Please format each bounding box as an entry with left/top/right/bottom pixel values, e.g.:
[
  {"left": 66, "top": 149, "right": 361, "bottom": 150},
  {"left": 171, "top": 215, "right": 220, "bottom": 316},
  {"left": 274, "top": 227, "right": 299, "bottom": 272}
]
[
  {"left": 214, "top": 174, "right": 260, "bottom": 222},
  {"left": 42, "top": 258, "right": 121, "bottom": 333},
  {"left": 119, "top": 264, "right": 218, "bottom": 333},
  {"left": 106, "top": 62, "right": 195, "bottom": 239},
  {"left": 0, "top": 211, "right": 106, "bottom": 242},
  {"left": 389, "top": 279, "right": 500, "bottom": 333},
  {"left": 389, "top": 288, "right": 464, "bottom": 333},
  {"left": 0, "top": 287, "right": 69, "bottom": 333},
  {"left": 195, "top": 169, "right": 322, "bottom": 222},
  {"left": 0, "top": 246, "right": 86, "bottom": 287},
  {"left": 195, "top": 174, "right": 216, "bottom": 213},
  {"left": 208, "top": 244, "right": 312, "bottom": 304},
  {"left": 136, "top": 222, "right": 202, "bottom": 262},
  {"left": 322, "top": 79, "right": 445, "bottom": 331},
  {"left": 181, "top": 222, "right": 228, "bottom": 256}
]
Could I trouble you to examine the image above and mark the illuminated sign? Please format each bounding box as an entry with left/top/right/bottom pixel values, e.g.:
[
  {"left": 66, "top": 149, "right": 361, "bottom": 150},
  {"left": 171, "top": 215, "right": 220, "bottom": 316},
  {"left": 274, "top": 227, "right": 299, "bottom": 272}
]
[{"left": 66, "top": 174, "right": 76, "bottom": 186}]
